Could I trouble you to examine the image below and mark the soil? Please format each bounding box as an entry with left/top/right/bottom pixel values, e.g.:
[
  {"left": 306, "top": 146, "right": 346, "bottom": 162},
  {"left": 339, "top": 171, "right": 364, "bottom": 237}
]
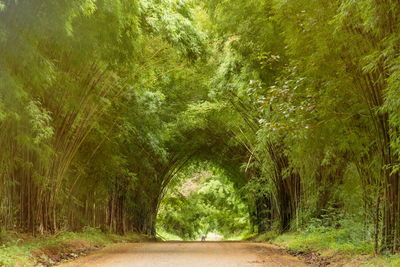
[
  {"left": 56, "top": 241, "right": 313, "bottom": 267},
  {"left": 32, "top": 239, "right": 99, "bottom": 266},
  {"left": 288, "top": 250, "right": 332, "bottom": 266}
]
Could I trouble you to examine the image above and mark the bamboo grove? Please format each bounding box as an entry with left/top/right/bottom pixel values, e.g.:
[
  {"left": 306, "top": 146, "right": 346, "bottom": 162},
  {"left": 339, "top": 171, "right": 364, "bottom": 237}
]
[{"left": 2, "top": 0, "right": 400, "bottom": 254}]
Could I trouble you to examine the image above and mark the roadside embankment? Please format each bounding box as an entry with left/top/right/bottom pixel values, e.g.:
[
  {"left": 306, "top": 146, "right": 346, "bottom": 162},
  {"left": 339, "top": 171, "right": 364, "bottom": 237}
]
[
  {"left": 248, "top": 229, "right": 400, "bottom": 266},
  {"left": 0, "top": 228, "right": 152, "bottom": 267}
]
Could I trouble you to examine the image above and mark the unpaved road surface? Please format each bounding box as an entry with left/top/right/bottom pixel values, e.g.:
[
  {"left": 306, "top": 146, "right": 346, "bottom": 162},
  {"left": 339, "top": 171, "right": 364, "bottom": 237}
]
[{"left": 57, "top": 242, "right": 311, "bottom": 267}]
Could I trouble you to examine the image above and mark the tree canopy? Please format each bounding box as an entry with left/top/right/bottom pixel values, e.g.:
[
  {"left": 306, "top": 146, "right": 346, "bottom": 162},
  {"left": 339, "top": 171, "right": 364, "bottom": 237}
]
[{"left": 2, "top": 0, "right": 400, "bottom": 254}]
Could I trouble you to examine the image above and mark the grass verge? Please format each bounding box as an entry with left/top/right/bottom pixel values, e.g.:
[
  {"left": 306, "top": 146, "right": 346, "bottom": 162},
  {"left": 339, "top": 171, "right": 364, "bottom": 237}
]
[
  {"left": 249, "top": 228, "right": 400, "bottom": 266},
  {"left": 0, "top": 227, "right": 153, "bottom": 267}
]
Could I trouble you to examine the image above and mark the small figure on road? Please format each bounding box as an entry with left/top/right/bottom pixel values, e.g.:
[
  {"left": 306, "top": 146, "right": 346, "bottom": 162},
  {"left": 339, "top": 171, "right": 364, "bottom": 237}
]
[{"left": 201, "top": 234, "right": 206, "bottom": 241}]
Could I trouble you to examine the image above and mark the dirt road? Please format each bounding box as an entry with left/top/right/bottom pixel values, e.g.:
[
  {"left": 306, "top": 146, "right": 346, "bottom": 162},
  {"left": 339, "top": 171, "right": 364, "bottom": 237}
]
[{"left": 57, "top": 242, "right": 310, "bottom": 267}]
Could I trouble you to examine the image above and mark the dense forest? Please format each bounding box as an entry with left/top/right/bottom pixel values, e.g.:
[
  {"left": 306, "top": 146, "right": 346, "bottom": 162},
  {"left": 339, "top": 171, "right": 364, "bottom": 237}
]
[{"left": 2, "top": 0, "right": 400, "bottom": 255}]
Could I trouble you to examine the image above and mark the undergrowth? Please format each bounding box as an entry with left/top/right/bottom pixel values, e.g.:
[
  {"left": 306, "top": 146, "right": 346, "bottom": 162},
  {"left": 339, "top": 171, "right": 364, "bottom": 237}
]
[
  {"left": 0, "top": 228, "right": 148, "bottom": 267},
  {"left": 252, "top": 225, "right": 400, "bottom": 266},
  {"left": 274, "top": 227, "right": 372, "bottom": 255}
]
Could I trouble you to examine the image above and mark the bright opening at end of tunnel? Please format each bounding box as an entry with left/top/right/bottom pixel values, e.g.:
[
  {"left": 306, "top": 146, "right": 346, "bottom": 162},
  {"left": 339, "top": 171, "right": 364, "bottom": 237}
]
[{"left": 156, "top": 162, "right": 252, "bottom": 241}]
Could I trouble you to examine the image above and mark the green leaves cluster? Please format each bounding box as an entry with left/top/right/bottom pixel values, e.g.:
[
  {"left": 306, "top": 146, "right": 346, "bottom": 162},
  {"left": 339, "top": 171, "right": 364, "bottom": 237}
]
[
  {"left": 0, "top": 0, "right": 208, "bottom": 235},
  {"left": 157, "top": 165, "right": 250, "bottom": 240}
]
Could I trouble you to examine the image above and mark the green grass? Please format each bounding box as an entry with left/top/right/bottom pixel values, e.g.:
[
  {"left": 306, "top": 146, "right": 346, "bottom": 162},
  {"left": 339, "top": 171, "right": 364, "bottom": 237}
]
[
  {"left": 362, "top": 255, "right": 400, "bottom": 267},
  {"left": 250, "top": 227, "right": 400, "bottom": 266},
  {"left": 273, "top": 227, "right": 372, "bottom": 255},
  {"left": 0, "top": 228, "right": 148, "bottom": 267},
  {"left": 251, "top": 232, "right": 279, "bottom": 242},
  {"left": 156, "top": 228, "right": 183, "bottom": 241}
]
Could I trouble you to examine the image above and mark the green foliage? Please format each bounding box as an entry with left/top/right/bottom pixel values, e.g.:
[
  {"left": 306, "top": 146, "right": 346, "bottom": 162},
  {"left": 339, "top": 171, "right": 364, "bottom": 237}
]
[
  {"left": 0, "top": 230, "right": 145, "bottom": 267},
  {"left": 274, "top": 225, "right": 373, "bottom": 255},
  {"left": 141, "top": 0, "right": 206, "bottom": 59},
  {"left": 0, "top": 0, "right": 209, "bottom": 235},
  {"left": 157, "top": 164, "right": 250, "bottom": 240},
  {"left": 2, "top": 0, "right": 400, "bottom": 258}
]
